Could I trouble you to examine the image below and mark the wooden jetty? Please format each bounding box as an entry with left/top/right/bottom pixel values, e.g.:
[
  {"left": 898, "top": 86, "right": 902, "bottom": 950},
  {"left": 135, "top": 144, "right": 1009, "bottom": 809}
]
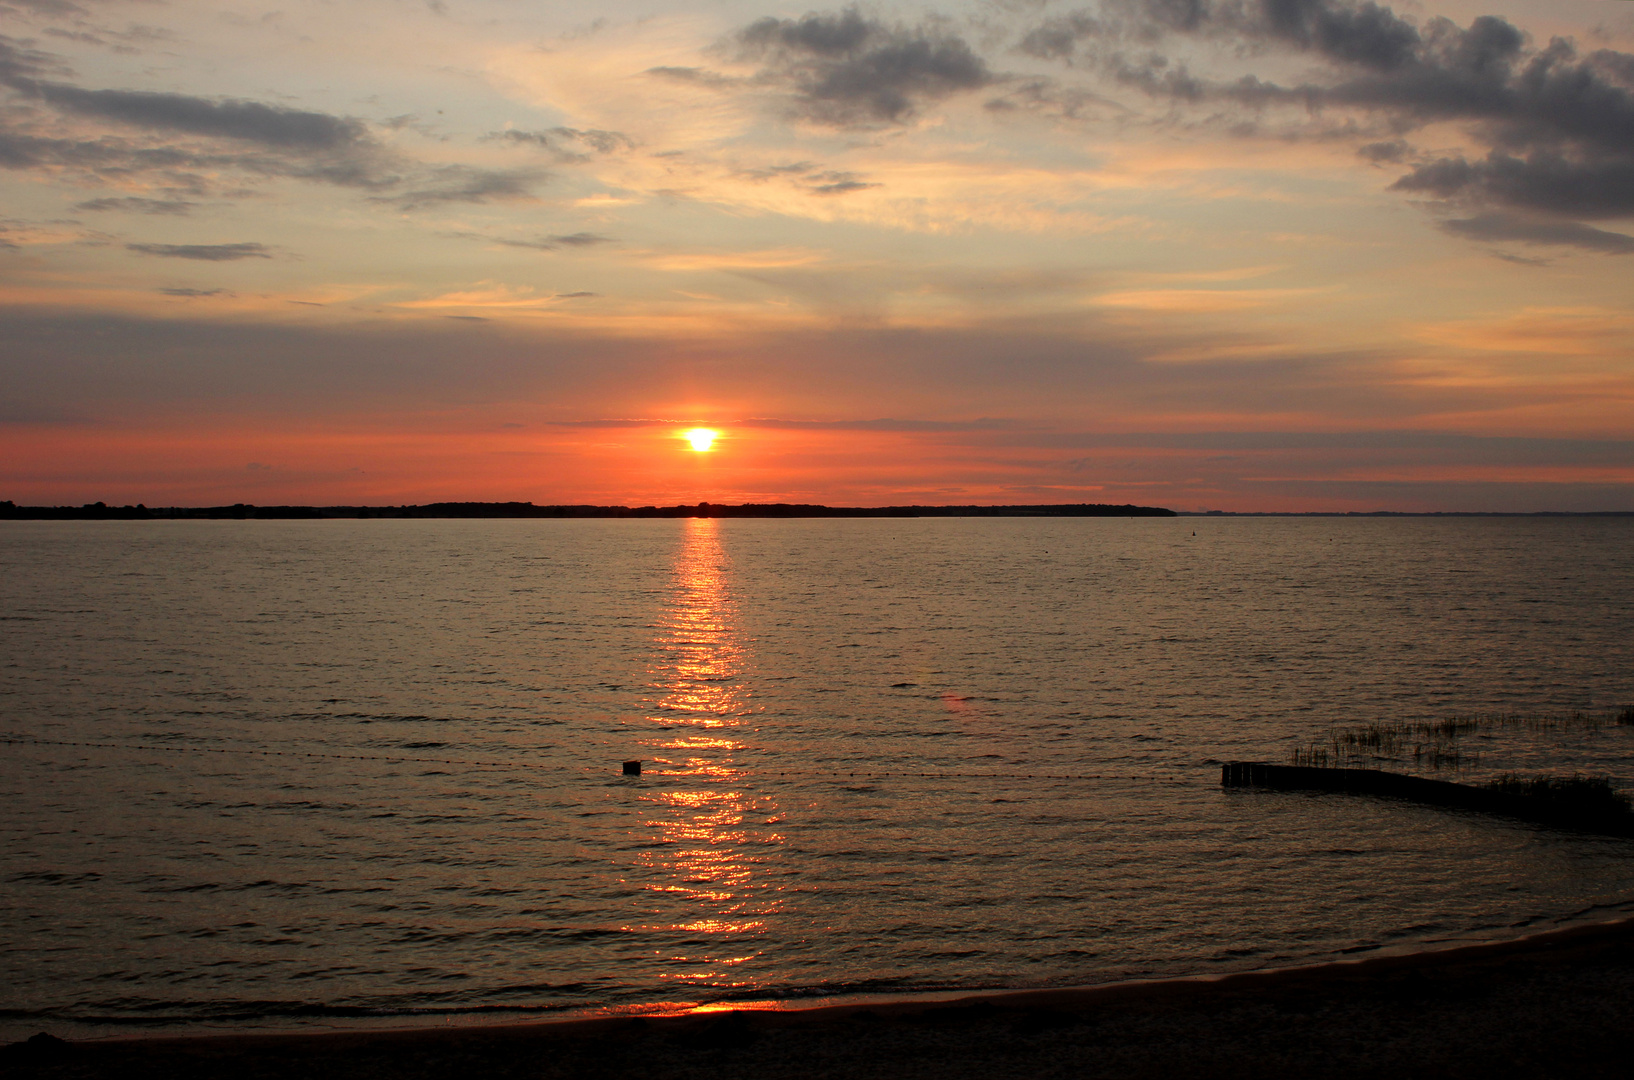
[{"left": 1221, "top": 762, "right": 1634, "bottom": 837}]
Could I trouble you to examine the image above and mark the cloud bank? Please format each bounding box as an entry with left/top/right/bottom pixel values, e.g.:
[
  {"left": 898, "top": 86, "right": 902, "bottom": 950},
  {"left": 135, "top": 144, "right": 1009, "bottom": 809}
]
[{"left": 1012, "top": 0, "right": 1634, "bottom": 250}]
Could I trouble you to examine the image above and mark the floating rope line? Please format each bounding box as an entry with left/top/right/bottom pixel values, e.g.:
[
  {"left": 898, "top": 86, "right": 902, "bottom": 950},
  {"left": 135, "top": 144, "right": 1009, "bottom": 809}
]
[{"left": 0, "top": 737, "right": 1187, "bottom": 784}]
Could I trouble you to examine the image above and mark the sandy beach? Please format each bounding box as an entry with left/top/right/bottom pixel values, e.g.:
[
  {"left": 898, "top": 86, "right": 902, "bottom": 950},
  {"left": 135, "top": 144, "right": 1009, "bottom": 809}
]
[{"left": 7, "top": 918, "right": 1634, "bottom": 1079}]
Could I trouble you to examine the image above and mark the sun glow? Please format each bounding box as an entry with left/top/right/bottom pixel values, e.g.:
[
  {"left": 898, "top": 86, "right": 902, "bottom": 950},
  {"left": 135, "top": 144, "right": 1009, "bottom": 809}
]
[{"left": 684, "top": 428, "right": 718, "bottom": 452}]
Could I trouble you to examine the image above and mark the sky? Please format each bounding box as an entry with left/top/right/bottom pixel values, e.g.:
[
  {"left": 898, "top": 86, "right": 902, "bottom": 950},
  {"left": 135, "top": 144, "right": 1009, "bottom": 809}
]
[{"left": 2, "top": 0, "right": 1632, "bottom": 511}]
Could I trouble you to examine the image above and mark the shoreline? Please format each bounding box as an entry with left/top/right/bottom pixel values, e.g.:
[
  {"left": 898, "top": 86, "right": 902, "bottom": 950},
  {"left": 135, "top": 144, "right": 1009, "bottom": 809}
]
[
  {"left": 11, "top": 914, "right": 1634, "bottom": 1077},
  {"left": 17, "top": 907, "right": 1630, "bottom": 1046}
]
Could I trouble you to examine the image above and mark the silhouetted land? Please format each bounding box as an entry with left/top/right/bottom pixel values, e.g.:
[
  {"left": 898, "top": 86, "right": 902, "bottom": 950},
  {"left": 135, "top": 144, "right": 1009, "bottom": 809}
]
[
  {"left": 7, "top": 501, "right": 1631, "bottom": 521},
  {"left": 0, "top": 500, "right": 1176, "bottom": 520},
  {"left": 6, "top": 918, "right": 1634, "bottom": 1079}
]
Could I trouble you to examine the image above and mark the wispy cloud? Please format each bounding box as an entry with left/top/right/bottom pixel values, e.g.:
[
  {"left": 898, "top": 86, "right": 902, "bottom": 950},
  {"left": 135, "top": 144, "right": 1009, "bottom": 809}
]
[
  {"left": 75, "top": 195, "right": 193, "bottom": 215},
  {"left": 377, "top": 165, "right": 543, "bottom": 210},
  {"left": 486, "top": 125, "right": 636, "bottom": 161},
  {"left": 448, "top": 230, "right": 614, "bottom": 251},
  {"left": 127, "top": 242, "right": 271, "bottom": 261}
]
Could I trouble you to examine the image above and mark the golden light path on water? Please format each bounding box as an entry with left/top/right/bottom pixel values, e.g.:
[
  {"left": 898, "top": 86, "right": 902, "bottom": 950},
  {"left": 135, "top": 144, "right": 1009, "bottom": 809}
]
[{"left": 630, "top": 517, "right": 784, "bottom": 993}]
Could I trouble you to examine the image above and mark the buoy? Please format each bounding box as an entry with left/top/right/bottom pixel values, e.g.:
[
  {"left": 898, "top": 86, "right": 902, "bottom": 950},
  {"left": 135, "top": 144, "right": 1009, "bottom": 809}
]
[{"left": 622, "top": 760, "right": 641, "bottom": 776}]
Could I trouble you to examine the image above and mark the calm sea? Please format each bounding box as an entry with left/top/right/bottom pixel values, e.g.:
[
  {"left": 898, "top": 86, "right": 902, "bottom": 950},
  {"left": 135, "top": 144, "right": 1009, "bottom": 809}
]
[{"left": 3, "top": 516, "right": 1633, "bottom": 1040}]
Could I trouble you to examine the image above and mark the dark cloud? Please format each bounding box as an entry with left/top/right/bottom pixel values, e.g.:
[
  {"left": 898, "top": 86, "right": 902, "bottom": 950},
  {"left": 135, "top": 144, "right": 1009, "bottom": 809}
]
[
  {"left": 731, "top": 7, "right": 993, "bottom": 126},
  {"left": 1437, "top": 212, "right": 1634, "bottom": 254},
  {"left": 1005, "top": 429, "right": 1634, "bottom": 469},
  {"left": 0, "top": 35, "right": 416, "bottom": 196},
  {"left": 75, "top": 195, "right": 193, "bottom": 214},
  {"left": 34, "top": 89, "right": 367, "bottom": 149},
  {"left": 0, "top": 124, "right": 404, "bottom": 194},
  {"left": 1018, "top": 2, "right": 1634, "bottom": 236},
  {"left": 1258, "top": 0, "right": 1421, "bottom": 71},
  {"left": 0, "top": 35, "right": 60, "bottom": 81},
  {"left": 158, "top": 287, "right": 233, "bottom": 296},
  {"left": 1391, "top": 150, "right": 1634, "bottom": 222},
  {"left": 379, "top": 166, "right": 543, "bottom": 210},
  {"left": 0, "top": 40, "right": 369, "bottom": 151},
  {"left": 809, "top": 171, "right": 878, "bottom": 195},
  {"left": 1020, "top": 12, "right": 1103, "bottom": 63},
  {"left": 1025, "top": 0, "right": 1425, "bottom": 72},
  {"left": 127, "top": 242, "right": 271, "bottom": 261}
]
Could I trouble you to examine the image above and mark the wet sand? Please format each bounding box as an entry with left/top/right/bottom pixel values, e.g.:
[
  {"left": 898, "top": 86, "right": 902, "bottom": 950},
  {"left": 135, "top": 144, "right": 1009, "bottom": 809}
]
[{"left": 7, "top": 918, "right": 1634, "bottom": 1079}]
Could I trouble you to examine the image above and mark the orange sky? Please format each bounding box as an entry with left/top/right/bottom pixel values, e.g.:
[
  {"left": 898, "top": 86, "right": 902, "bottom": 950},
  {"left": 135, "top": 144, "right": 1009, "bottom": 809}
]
[{"left": 2, "top": 0, "right": 1631, "bottom": 510}]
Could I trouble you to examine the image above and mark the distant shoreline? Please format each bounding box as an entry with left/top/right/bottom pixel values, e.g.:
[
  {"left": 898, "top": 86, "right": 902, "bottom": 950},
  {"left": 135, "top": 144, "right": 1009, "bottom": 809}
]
[
  {"left": 0, "top": 500, "right": 1177, "bottom": 520},
  {"left": 5, "top": 500, "right": 1634, "bottom": 520}
]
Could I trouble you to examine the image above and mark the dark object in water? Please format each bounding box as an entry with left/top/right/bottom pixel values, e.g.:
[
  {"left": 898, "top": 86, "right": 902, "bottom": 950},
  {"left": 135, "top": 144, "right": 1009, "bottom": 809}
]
[
  {"left": 623, "top": 760, "right": 641, "bottom": 776},
  {"left": 1222, "top": 762, "right": 1634, "bottom": 837}
]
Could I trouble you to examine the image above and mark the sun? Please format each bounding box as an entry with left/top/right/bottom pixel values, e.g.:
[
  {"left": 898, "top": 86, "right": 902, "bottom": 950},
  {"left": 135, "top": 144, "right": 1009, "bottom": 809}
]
[{"left": 683, "top": 428, "right": 718, "bottom": 452}]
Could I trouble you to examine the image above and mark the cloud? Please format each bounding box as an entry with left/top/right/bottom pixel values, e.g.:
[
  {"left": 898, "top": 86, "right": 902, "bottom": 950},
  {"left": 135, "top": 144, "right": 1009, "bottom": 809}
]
[
  {"left": 3, "top": 0, "right": 94, "bottom": 15},
  {"left": 1357, "top": 139, "right": 1408, "bottom": 163},
  {"left": 0, "top": 217, "right": 88, "bottom": 248},
  {"left": 380, "top": 165, "right": 543, "bottom": 210},
  {"left": 75, "top": 195, "right": 193, "bottom": 214},
  {"left": 1392, "top": 150, "right": 1634, "bottom": 222},
  {"left": 1438, "top": 212, "right": 1634, "bottom": 254},
  {"left": 729, "top": 7, "right": 994, "bottom": 126},
  {"left": 23, "top": 87, "right": 368, "bottom": 149},
  {"left": 736, "top": 160, "right": 881, "bottom": 197},
  {"left": 449, "top": 230, "right": 614, "bottom": 251},
  {"left": 808, "top": 170, "right": 878, "bottom": 195},
  {"left": 127, "top": 242, "right": 271, "bottom": 261},
  {"left": 158, "top": 287, "right": 233, "bottom": 296},
  {"left": 0, "top": 124, "right": 401, "bottom": 193},
  {"left": 1024, "top": 0, "right": 1437, "bottom": 73},
  {"left": 488, "top": 126, "right": 636, "bottom": 161},
  {"left": 0, "top": 34, "right": 402, "bottom": 196},
  {"left": 1016, "top": 2, "right": 1634, "bottom": 234},
  {"left": 550, "top": 232, "right": 610, "bottom": 247},
  {"left": 0, "top": 40, "right": 368, "bottom": 151}
]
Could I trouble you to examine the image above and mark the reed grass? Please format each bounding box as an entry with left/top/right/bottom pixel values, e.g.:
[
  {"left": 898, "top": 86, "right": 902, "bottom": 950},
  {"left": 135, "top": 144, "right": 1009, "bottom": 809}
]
[{"left": 1484, "top": 773, "right": 1634, "bottom": 817}]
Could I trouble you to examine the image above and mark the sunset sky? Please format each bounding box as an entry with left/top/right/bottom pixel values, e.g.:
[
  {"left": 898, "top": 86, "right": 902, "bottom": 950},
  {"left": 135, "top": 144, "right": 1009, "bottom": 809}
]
[{"left": 3, "top": 0, "right": 1632, "bottom": 511}]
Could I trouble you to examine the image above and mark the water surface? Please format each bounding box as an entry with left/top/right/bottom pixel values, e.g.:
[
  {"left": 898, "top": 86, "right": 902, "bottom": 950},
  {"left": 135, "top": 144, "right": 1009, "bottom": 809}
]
[{"left": 2, "top": 516, "right": 1632, "bottom": 1039}]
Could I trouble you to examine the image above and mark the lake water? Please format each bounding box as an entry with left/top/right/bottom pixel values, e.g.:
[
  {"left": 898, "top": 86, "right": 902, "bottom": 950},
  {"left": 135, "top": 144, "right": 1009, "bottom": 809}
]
[{"left": 3, "top": 516, "right": 1633, "bottom": 1040}]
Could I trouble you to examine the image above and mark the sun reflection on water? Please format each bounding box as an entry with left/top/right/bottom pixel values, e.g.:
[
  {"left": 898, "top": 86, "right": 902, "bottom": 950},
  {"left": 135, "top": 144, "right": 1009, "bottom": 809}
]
[{"left": 629, "top": 518, "right": 784, "bottom": 989}]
